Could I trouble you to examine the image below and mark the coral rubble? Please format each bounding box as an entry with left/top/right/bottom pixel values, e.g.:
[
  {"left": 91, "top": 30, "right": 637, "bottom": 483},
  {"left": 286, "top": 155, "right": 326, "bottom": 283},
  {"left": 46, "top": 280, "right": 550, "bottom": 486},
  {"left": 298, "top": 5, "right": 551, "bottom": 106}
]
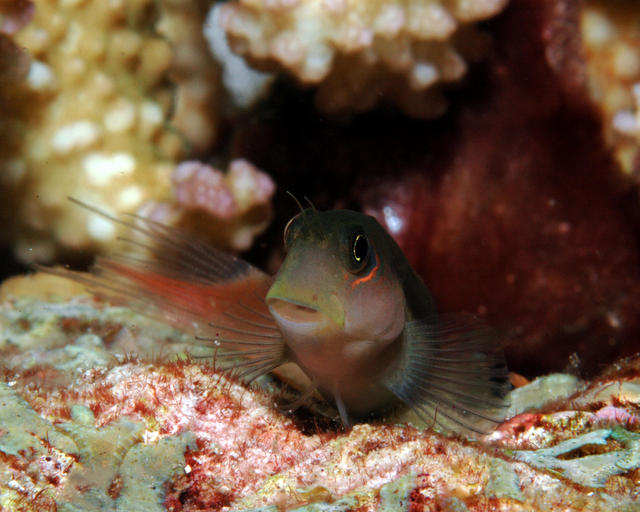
[
  {"left": 220, "top": 0, "right": 509, "bottom": 117},
  {"left": 1, "top": 275, "right": 639, "bottom": 511}
]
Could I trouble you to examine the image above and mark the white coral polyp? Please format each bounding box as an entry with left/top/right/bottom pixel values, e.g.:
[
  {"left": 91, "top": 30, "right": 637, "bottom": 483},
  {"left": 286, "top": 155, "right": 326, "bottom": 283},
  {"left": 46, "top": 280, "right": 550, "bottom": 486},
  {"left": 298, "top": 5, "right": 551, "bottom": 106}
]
[{"left": 220, "top": 0, "right": 509, "bottom": 117}]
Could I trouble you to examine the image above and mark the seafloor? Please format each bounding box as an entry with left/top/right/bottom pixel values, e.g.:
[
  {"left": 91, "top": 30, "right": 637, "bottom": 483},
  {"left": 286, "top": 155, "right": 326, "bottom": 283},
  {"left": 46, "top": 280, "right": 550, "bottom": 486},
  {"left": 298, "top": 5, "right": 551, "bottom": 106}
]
[{"left": 1, "top": 274, "right": 639, "bottom": 511}]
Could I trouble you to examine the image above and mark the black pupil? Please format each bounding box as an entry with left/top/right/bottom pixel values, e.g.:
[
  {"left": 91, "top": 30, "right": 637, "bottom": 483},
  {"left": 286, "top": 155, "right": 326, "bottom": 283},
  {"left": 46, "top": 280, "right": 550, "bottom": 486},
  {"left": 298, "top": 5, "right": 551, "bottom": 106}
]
[{"left": 353, "top": 234, "right": 368, "bottom": 262}]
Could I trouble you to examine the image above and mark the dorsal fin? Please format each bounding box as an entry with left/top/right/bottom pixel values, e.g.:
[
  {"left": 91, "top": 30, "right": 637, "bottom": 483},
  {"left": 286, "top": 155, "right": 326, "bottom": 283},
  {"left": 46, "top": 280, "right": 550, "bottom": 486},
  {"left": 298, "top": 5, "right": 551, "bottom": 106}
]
[{"left": 38, "top": 199, "right": 287, "bottom": 382}]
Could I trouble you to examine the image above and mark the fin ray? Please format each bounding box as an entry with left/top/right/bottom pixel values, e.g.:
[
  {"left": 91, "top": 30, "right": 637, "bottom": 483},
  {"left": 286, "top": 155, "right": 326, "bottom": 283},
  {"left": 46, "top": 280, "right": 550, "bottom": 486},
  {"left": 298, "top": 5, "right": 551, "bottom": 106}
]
[
  {"left": 385, "top": 315, "right": 511, "bottom": 436},
  {"left": 39, "top": 199, "right": 287, "bottom": 382}
]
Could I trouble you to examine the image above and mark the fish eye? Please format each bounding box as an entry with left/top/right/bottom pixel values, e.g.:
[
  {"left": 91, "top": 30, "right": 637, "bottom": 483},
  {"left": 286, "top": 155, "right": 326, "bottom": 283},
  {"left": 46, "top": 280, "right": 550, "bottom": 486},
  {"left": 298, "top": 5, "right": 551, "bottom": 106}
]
[{"left": 350, "top": 233, "right": 369, "bottom": 271}]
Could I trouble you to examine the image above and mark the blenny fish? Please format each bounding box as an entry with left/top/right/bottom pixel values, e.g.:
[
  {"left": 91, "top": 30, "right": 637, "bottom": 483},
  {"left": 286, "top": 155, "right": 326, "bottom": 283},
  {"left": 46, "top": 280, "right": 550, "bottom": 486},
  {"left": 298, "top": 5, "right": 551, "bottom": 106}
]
[{"left": 47, "top": 199, "right": 510, "bottom": 435}]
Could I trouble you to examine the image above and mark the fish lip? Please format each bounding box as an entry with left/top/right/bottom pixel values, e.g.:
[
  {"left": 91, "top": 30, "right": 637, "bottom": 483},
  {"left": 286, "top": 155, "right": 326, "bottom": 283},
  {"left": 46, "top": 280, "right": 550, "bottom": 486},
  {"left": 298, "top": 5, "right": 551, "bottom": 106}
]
[{"left": 267, "top": 297, "right": 322, "bottom": 326}]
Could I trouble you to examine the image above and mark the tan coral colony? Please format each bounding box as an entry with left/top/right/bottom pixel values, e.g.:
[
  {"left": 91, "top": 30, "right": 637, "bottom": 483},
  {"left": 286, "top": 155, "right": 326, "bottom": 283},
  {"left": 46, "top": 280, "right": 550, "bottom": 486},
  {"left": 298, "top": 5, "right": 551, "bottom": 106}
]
[{"left": 220, "top": 0, "right": 509, "bottom": 116}]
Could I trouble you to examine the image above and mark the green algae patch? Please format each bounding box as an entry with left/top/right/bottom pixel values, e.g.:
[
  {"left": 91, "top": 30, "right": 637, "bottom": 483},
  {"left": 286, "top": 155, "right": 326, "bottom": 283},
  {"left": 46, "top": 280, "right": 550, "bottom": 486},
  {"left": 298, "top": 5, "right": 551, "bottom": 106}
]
[
  {"left": 506, "top": 374, "right": 581, "bottom": 417},
  {"left": 0, "top": 379, "right": 197, "bottom": 512},
  {"left": 485, "top": 458, "right": 524, "bottom": 501},
  {"left": 515, "top": 428, "right": 640, "bottom": 488},
  {"left": 57, "top": 416, "right": 146, "bottom": 511},
  {"left": 116, "top": 432, "right": 197, "bottom": 512},
  {"left": 378, "top": 473, "right": 417, "bottom": 511},
  {"left": 0, "top": 382, "right": 78, "bottom": 457},
  {"left": 56, "top": 425, "right": 195, "bottom": 512},
  {"left": 288, "top": 495, "right": 359, "bottom": 512}
]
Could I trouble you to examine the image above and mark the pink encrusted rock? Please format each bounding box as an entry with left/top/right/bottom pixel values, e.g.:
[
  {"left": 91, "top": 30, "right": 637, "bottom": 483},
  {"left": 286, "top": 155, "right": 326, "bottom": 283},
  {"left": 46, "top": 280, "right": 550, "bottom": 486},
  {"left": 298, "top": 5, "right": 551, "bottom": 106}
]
[
  {"left": 172, "top": 159, "right": 276, "bottom": 220},
  {"left": 0, "top": 0, "right": 34, "bottom": 35},
  {"left": 137, "top": 158, "right": 276, "bottom": 251},
  {"left": 227, "top": 158, "right": 276, "bottom": 211},
  {"left": 595, "top": 405, "right": 639, "bottom": 426},
  {"left": 2, "top": 356, "right": 639, "bottom": 511},
  {"left": 172, "top": 161, "right": 237, "bottom": 219}
]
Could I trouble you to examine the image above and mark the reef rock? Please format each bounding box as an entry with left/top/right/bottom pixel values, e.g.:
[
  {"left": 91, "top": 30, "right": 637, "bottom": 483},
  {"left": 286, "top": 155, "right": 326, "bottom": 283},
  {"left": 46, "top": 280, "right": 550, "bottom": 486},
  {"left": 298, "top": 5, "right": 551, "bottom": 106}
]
[{"left": 0, "top": 274, "right": 639, "bottom": 511}]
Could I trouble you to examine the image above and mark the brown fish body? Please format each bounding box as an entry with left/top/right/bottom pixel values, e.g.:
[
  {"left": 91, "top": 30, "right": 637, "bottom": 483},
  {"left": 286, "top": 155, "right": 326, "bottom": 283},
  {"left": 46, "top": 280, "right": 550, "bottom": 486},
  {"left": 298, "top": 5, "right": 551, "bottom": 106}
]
[
  {"left": 46, "top": 200, "right": 510, "bottom": 434},
  {"left": 266, "top": 210, "right": 425, "bottom": 420}
]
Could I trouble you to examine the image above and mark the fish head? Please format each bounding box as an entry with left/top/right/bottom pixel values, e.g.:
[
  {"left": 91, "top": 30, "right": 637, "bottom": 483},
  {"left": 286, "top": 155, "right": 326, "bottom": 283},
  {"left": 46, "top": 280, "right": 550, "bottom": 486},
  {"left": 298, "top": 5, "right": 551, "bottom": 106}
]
[{"left": 266, "top": 209, "right": 406, "bottom": 376}]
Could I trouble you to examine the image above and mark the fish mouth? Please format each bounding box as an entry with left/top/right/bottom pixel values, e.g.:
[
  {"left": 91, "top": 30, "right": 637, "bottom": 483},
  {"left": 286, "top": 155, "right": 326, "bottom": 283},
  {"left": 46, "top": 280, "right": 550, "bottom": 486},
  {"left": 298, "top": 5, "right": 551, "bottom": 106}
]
[
  {"left": 267, "top": 298, "right": 321, "bottom": 325},
  {"left": 267, "top": 296, "right": 339, "bottom": 349}
]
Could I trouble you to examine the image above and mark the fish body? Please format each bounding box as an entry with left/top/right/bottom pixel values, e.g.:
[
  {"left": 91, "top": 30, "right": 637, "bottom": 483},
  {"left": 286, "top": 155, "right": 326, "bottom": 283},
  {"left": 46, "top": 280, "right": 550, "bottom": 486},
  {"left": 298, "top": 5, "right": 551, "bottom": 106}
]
[
  {"left": 267, "top": 210, "right": 431, "bottom": 420},
  {"left": 46, "top": 200, "right": 510, "bottom": 434}
]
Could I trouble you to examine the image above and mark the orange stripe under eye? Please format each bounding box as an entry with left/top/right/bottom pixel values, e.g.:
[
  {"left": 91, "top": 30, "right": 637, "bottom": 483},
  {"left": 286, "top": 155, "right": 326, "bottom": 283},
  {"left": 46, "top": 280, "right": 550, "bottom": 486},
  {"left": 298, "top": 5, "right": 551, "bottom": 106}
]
[{"left": 351, "top": 260, "right": 379, "bottom": 288}]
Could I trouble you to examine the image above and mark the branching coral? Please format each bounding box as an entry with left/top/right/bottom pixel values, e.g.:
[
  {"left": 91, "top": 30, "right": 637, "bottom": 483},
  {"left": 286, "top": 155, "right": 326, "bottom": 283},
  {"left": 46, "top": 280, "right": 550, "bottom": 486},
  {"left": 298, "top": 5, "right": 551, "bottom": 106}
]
[
  {"left": 1, "top": 0, "right": 181, "bottom": 262},
  {"left": 205, "top": 3, "right": 275, "bottom": 109},
  {"left": 0, "top": 0, "right": 33, "bottom": 204},
  {"left": 220, "top": 0, "right": 509, "bottom": 117},
  {"left": 157, "top": 0, "right": 222, "bottom": 154},
  {"left": 0, "top": 0, "right": 261, "bottom": 263},
  {"left": 581, "top": 0, "right": 640, "bottom": 177}
]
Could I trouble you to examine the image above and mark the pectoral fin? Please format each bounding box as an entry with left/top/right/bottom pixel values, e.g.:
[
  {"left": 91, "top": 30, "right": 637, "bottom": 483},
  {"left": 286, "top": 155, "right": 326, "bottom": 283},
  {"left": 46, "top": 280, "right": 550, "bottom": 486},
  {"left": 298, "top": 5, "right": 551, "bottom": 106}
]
[{"left": 385, "top": 315, "right": 511, "bottom": 436}]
